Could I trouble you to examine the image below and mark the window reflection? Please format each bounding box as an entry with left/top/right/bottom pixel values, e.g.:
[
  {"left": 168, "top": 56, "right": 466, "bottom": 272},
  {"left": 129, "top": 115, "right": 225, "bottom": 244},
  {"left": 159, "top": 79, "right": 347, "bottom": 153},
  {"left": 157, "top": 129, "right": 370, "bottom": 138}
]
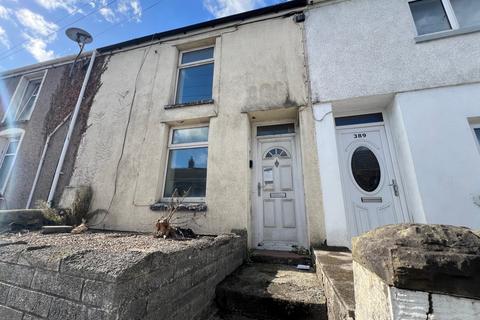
[
  {"left": 409, "top": 0, "right": 451, "bottom": 35},
  {"left": 450, "top": 0, "right": 480, "bottom": 28},
  {"left": 172, "top": 127, "right": 209, "bottom": 144},
  {"left": 351, "top": 146, "right": 381, "bottom": 192},
  {"left": 164, "top": 147, "right": 208, "bottom": 197}
]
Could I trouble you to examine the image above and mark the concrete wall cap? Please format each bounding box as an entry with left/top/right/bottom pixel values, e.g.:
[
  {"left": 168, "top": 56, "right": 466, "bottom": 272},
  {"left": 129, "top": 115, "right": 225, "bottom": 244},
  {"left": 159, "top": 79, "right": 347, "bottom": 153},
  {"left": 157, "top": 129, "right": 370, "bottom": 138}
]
[{"left": 352, "top": 224, "right": 480, "bottom": 299}]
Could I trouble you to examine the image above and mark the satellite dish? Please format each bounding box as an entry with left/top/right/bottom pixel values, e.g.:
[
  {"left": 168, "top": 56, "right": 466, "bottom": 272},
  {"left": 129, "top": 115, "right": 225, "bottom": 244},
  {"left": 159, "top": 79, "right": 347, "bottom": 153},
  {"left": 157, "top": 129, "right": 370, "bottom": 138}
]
[
  {"left": 66, "top": 27, "right": 93, "bottom": 46},
  {"left": 65, "top": 28, "right": 93, "bottom": 77}
]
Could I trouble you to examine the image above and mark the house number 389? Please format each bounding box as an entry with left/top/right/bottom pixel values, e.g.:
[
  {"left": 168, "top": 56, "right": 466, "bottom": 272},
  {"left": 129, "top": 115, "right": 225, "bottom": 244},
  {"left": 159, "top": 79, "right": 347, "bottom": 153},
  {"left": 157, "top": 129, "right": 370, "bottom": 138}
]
[{"left": 353, "top": 133, "right": 367, "bottom": 138}]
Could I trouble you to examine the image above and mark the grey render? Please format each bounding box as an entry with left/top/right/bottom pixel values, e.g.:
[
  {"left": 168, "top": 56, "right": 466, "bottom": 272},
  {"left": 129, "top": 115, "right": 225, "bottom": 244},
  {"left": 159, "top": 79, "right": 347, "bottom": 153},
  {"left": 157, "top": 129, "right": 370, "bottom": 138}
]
[{"left": 0, "top": 60, "right": 82, "bottom": 210}]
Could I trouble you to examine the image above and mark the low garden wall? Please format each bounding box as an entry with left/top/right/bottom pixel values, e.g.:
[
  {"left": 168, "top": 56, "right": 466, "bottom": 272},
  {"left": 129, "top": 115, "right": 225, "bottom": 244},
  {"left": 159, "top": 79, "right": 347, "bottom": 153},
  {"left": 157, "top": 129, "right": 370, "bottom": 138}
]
[{"left": 0, "top": 231, "right": 246, "bottom": 320}]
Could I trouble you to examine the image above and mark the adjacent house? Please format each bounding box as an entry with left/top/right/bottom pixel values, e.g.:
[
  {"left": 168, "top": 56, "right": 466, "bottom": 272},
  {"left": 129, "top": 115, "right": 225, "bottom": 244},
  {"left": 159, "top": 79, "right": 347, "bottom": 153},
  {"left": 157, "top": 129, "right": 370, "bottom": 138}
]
[
  {"left": 307, "top": 0, "right": 480, "bottom": 247},
  {"left": 0, "top": 54, "right": 99, "bottom": 213}
]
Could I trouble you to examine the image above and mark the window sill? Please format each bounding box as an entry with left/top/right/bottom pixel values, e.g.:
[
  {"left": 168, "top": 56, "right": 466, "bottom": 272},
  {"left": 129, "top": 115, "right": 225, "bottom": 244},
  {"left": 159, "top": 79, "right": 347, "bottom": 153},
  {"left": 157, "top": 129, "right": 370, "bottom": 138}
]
[
  {"left": 150, "top": 202, "right": 207, "bottom": 212},
  {"left": 165, "top": 99, "right": 214, "bottom": 110},
  {"left": 0, "top": 120, "right": 28, "bottom": 128},
  {"left": 415, "top": 25, "right": 480, "bottom": 43}
]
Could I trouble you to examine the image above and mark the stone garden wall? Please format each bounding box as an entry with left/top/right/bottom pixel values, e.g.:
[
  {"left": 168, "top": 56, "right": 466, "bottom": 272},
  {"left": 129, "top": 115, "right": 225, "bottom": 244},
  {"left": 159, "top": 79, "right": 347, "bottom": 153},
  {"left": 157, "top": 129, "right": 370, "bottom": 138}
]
[
  {"left": 352, "top": 224, "right": 480, "bottom": 320},
  {"left": 0, "top": 232, "right": 246, "bottom": 320}
]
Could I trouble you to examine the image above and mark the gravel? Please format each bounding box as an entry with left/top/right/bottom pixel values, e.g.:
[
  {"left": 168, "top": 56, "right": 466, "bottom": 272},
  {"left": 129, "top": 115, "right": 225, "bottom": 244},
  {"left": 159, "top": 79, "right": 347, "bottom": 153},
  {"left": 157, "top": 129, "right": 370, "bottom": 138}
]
[{"left": 0, "top": 230, "right": 216, "bottom": 254}]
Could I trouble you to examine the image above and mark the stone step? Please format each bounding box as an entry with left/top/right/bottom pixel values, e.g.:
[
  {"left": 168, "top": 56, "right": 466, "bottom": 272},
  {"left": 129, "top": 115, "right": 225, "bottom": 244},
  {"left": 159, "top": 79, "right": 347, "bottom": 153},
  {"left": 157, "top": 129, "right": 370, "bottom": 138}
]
[
  {"left": 215, "top": 263, "right": 327, "bottom": 320},
  {"left": 314, "top": 249, "right": 355, "bottom": 320},
  {"left": 249, "top": 250, "right": 312, "bottom": 267}
]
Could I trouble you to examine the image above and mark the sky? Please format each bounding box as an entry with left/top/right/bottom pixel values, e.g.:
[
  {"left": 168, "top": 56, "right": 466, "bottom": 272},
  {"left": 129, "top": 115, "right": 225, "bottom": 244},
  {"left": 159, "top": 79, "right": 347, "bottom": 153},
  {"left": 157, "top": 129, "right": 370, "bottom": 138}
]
[{"left": 0, "top": 0, "right": 287, "bottom": 71}]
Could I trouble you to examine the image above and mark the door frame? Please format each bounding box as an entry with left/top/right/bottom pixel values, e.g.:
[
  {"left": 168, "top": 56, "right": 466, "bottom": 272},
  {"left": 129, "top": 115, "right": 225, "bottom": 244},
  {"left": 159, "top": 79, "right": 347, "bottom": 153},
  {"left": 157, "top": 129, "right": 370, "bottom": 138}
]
[
  {"left": 251, "top": 120, "right": 308, "bottom": 250},
  {"left": 335, "top": 113, "right": 412, "bottom": 239}
]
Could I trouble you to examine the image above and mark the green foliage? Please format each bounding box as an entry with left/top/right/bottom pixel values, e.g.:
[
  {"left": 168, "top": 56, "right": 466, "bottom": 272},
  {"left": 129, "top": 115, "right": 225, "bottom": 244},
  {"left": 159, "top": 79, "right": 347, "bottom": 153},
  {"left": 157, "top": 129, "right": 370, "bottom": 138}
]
[{"left": 36, "top": 200, "right": 65, "bottom": 225}]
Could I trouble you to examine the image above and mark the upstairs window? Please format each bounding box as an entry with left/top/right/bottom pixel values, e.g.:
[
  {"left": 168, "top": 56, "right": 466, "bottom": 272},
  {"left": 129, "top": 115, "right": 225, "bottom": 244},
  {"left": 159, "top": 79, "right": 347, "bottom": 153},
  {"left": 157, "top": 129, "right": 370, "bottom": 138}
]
[
  {"left": 163, "top": 126, "right": 209, "bottom": 200},
  {"left": 409, "top": 0, "right": 480, "bottom": 36},
  {"left": 175, "top": 47, "right": 214, "bottom": 105},
  {"left": 3, "top": 73, "right": 45, "bottom": 123},
  {"left": 473, "top": 124, "right": 480, "bottom": 149}
]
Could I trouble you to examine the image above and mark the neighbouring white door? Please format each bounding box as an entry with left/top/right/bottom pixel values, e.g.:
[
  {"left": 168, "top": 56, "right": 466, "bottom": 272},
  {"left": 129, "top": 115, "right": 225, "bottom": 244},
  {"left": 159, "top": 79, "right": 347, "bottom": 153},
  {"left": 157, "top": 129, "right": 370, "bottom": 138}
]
[
  {"left": 337, "top": 124, "right": 410, "bottom": 238},
  {"left": 254, "top": 128, "right": 306, "bottom": 251}
]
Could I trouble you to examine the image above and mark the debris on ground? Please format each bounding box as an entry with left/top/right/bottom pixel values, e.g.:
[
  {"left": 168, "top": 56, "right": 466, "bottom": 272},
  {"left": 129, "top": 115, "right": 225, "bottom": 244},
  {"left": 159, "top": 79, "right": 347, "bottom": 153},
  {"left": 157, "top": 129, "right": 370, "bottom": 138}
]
[{"left": 71, "top": 219, "right": 88, "bottom": 234}]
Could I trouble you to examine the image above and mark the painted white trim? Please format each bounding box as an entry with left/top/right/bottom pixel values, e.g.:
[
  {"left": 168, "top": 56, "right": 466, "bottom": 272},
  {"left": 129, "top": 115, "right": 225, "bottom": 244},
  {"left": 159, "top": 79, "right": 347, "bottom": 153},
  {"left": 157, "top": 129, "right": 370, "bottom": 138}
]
[
  {"left": 313, "top": 103, "right": 350, "bottom": 247},
  {"left": 160, "top": 124, "right": 209, "bottom": 203},
  {"left": 2, "top": 70, "right": 47, "bottom": 123},
  {"left": 173, "top": 46, "right": 215, "bottom": 105},
  {"left": 441, "top": 0, "right": 460, "bottom": 30},
  {"left": 0, "top": 128, "right": 24, "bottom": 196},
  {"left": 251, "top": 120, "right": 308, "bottom": 250}
]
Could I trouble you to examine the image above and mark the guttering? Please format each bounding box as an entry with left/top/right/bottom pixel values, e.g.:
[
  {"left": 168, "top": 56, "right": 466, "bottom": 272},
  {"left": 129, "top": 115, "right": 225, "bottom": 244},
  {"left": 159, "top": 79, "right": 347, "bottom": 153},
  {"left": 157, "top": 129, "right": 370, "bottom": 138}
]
[
  {"left": 47, "top": 50, "right": 97, "bottom": 206},
  {"left": 97, "top": 0, "right": 307, "bottom": 53},
  {"left": 0, "top": 52, "right": 91, "bottom": 80},
  {"left": 26, "top": 113, "right": 71, "bottom": 208}
]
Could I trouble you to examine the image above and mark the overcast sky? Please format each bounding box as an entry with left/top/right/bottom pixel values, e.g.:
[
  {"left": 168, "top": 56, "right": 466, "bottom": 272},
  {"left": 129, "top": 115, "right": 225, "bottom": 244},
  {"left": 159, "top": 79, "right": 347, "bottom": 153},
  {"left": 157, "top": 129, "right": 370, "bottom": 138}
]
[{"left": 0, "top": 0, "right": 286, "bottom": 71}]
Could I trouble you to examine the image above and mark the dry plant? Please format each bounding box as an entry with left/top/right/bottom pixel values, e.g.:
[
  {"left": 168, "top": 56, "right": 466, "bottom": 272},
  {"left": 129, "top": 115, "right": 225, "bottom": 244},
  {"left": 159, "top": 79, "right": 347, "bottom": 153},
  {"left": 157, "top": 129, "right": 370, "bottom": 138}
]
[
  {"left": 68, "top": 186, "right": 93, "bottom": 226},
  {"left": 36, "top": 200, "right": 65, "bottom": 225},
  {"left": 154, "top": 187, "right": 191, "bottom": 239}
]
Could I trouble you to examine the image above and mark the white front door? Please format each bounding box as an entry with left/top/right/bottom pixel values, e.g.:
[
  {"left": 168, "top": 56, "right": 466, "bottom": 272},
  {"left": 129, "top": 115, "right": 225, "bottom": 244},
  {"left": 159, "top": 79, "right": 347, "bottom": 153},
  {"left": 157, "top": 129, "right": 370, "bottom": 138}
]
[
  {"left": 337, "top": 124, "right": 409, "bottom": 238},
  {"left": 253, "top": 128, "right": 306, "bottom": 250}
]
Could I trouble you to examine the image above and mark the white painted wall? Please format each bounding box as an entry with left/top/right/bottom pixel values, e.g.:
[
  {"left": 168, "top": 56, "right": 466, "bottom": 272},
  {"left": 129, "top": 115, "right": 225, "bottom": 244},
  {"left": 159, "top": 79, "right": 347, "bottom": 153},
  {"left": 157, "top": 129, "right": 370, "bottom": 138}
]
[
  {"left": 313, "top": 103, "right": 349, "bottom": 247},
  {"left": 305, "top": 0, "right": 480, "bottom": 103},
  {"left": 389, "top": 84, "right": 480, "bottom": 229}
]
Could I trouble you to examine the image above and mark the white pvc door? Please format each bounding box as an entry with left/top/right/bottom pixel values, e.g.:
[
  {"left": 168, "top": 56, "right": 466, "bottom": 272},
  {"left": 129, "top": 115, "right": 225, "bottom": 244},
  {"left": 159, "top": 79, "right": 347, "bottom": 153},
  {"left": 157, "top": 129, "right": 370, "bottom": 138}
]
[
  {"left": 337, "top": 125, "right": 409, "bottom": 238},
  {"left": 255, "top": 136, "right": 303, "bottom": 250}
]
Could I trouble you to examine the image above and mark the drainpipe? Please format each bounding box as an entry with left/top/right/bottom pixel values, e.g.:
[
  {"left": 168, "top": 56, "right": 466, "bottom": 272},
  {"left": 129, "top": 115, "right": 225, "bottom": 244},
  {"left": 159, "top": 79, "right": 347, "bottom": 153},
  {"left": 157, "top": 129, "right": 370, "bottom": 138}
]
[
  {"left": 47, "top": 50, "right": 97, "bottom": 206},
  {"left": 26, "top": 113, "right": 71, "bottom": 208}
]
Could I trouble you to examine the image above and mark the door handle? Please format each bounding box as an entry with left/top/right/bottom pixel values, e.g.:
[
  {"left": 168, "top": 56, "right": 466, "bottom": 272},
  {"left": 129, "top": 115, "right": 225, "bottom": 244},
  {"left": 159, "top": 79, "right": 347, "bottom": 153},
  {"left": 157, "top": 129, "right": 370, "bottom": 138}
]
[
  {"left": 257, "top": 182, "right": 262, "bottom": 197},
  {"left": 389, "top": 179, "right": 399, "bottom": 197}
]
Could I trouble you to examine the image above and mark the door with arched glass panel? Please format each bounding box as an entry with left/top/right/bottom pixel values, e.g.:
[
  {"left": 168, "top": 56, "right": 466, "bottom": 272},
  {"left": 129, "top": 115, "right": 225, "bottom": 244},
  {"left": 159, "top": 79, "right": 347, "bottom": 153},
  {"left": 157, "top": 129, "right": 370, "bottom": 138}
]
[
  {"left": 253, "top": 123, "right": 307, "bottom": 250},
  {"left": 337, "top": 124, "right": 409, "bottom": 238}
]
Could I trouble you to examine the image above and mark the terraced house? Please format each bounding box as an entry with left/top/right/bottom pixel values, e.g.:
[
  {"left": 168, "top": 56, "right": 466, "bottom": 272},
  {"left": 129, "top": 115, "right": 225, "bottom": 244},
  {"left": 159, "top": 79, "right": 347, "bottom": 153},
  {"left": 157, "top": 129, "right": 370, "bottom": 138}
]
[
  {"left": 0, "top": 1, "right": 479, "bottom": 319},
  {"left": 1, "top": 0, "right": 479, "bottom": 250}
]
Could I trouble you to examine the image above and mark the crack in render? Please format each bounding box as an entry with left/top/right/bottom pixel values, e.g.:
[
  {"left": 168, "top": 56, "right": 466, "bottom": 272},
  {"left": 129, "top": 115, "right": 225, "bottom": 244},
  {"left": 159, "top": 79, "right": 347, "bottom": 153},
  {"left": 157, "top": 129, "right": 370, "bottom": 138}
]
[{"left": 426, "top": 293, "right": 434, "bottom": 319}]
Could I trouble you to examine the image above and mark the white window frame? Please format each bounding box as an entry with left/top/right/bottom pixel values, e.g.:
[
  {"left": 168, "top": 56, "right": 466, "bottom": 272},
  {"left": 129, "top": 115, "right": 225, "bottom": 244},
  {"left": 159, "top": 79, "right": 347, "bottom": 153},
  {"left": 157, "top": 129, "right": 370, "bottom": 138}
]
[
  {"left": 174, "top": 46, "right": 215, "bottom": 105},
  {"left": 2, "top": 70, "right": 47, "bottom": 123},
  {"left": 0, "top": 128, "right": 24, "bottom": 195},
  {"left": 409, "top": 0, "right": 480, "bottom": 41},
  {"left": 161, "top": 124, "right": 209, "bottom": 203},
  {"left": 472, "top": 123, "right": 480, "bottom": 153}
]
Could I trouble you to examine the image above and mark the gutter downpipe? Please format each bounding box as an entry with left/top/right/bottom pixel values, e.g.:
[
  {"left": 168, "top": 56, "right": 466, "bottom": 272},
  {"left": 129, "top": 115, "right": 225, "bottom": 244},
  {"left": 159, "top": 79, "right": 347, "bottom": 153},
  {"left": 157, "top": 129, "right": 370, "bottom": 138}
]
[
  {"left": 26, "top": 113, "right": 72, "bottom": 208},
  {"left": 47, "top": 50, "right": 97, "bottom": 206}
]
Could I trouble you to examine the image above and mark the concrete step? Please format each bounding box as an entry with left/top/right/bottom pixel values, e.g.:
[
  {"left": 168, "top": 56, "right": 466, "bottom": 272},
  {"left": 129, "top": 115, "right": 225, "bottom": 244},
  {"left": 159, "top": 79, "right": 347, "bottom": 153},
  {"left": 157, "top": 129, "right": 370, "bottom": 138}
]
[
  {"left": 249, "top": 250, "right": 312, "bottom": 267},
  {"left": 215, "top": 263, "right": 327, "bottom": 320},
  {"left": 314, "top": 249, "right": 355, "bottom": 320}
]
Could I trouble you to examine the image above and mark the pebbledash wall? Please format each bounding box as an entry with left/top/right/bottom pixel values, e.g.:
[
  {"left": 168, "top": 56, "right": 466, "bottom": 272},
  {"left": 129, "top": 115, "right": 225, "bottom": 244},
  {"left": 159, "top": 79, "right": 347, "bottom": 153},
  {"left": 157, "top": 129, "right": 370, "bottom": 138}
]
[
  {"left": 64, "top": 3, "right": 325, "bottom": 247},
  {"left": 0, "top": 233, "right": 245, "bottom": 320},
  {"left": 306, "top": 0, "right": 480, "bottom": 247}
]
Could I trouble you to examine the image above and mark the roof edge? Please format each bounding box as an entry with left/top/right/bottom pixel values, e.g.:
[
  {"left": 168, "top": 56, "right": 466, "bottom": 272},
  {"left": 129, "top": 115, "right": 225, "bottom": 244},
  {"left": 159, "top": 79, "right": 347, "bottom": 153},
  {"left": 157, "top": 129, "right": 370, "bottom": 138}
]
[
  {"left": 98, "top": 0, "right": 307, "bottom": 53},
  {"left": 1, "top": 51, "right": 92, "bottom": 78}
]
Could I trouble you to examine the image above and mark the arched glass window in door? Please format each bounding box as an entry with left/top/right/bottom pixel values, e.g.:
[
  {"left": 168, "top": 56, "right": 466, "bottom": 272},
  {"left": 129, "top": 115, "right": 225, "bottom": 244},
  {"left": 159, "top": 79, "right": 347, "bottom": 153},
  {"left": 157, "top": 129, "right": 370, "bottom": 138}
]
[
  {"left": 264, "top": 147, "right": 289, "bottom": 159},
  {"left": 351, "top": 146, "right": 381, "bottom": 192}
]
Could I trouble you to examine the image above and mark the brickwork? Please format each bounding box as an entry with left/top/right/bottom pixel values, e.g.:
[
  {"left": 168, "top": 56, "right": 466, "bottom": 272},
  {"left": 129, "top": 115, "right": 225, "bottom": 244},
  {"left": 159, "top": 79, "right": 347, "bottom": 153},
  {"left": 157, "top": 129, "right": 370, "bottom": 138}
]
[{"left": 0, "top": 233, "right": 246, "bottom": 320}]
